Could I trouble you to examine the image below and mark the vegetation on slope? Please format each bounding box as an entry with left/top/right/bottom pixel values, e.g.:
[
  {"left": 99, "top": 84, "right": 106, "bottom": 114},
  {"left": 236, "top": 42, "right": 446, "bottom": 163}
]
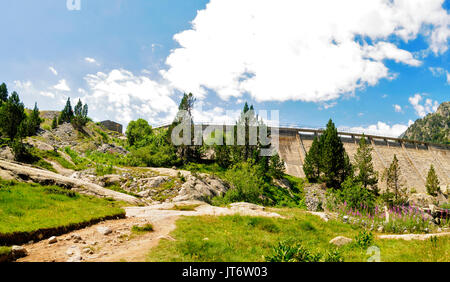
[{"left": 402, "top": 101, "right": 449, "bottom": 144}]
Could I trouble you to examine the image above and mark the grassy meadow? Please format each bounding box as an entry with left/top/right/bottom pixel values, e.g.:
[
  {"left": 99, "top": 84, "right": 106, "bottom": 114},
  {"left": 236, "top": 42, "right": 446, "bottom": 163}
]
[
  {"left": 147, "top": 208, "right": 450, "bottom": 262},
  {"left": 0, "top": 180, "right": 125, "bottom": 235}
]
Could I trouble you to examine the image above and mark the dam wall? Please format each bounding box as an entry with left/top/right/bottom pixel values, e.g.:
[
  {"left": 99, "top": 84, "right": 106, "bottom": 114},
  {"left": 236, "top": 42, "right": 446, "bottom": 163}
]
[{"left": 277, "top": 128, "right": 450, "bottom": 193}]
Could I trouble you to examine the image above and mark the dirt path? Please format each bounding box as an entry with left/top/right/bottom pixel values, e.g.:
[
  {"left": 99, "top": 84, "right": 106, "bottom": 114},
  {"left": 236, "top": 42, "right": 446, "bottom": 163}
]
[
  {"left": 377, "top": 232, "right": 450, "bottom": 241},
  {"left": 18, "top": 201, "right": 281, "bottom": 262}
]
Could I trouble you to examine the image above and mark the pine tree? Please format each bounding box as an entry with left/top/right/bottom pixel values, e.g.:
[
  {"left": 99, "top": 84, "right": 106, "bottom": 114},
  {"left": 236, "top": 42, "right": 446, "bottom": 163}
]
[
  {"left": 0, "top": 83, "right": 8, "bottom": 103},
  {"left": 0, "top": 92, "right": 26, "bottom": 140},
  {"left": 303, "top": 135, "right": 322, "bottom": 182},
  {"left": 52, "top": 116, "right": 58, "bottom": 129},
  {"left": 169, "top": 93, "right": 202, "bottom": 164},
  {"left": 268, "top": 153, "right": 285, "bottom": 179},
  {"left": 72, "top": 99, "right": 89, "bottom": 130},
  {"left": 426, "top": 164, "right": 440, "bottom": 196},
  {"left": 59, "top": 98, "right": 74, "bottom": 124},
  {"left": 383, "top": 154, "right": 407, "bottom": 205},
  {"left": 319, "top": 119, "right": 352, "bottom": 189},
  {"left": 354, "top": 135, "right": 378, "bottom": 193},
  {"left": 21, "top": 103, "right": 42, "bottom": 137}
]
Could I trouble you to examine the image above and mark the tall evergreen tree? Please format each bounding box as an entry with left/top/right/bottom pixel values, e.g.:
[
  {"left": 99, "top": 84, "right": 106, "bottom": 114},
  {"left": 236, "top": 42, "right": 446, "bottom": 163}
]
[
  {"left": 72, "top": 99, "right": 89, "bottom": 129},
  {"left": 303, "top": 135, "right": 321, "bottom": 182},
  {"left": 354, "top": 135, "right": 378, "bottom": 193},
  {"left": 319, "top": 119, "right": 352, "bottom": 189},
  {"left": 426, "top": 164, "right": 440, "bottom": 196},
  {"left": 51, "top": 116, "right": 58, "bottom": 129},
  {"left": 0, "top": 83, "right": 8, "bottom": 103},
  {"left": 168, "top": 93, "right": 202, "bottom": 164},
  {"left": 25, "top": 103, "right": 42, "bottom": 136},
  {"left": 59, "top": 98, "right": 74, "bottom": 124},
  {"left": 383, "top": 154, "right": 407, "bottom": 205},
  {"left": 0, "top": 92, "right": 26, "bottom": 140}
]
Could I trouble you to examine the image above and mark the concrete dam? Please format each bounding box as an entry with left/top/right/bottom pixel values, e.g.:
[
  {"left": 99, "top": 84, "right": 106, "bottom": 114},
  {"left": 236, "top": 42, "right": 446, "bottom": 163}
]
[{"left": 276, "top": 127, "right": 450, "bottom": 193}]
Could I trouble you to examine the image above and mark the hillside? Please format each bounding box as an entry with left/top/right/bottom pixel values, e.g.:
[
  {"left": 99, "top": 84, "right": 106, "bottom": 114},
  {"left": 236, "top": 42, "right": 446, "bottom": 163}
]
[{"left": 402, "top": 101, "right": 450, "bottom": 144}]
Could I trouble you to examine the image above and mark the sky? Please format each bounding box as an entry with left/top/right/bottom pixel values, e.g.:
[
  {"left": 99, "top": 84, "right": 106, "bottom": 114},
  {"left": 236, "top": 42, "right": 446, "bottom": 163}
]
[{"left": 1, "top": 0, "right": 449, "bottom": 137}]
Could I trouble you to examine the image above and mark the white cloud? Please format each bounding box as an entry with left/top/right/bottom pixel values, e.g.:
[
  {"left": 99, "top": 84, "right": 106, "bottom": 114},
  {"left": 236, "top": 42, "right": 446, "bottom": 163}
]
[
  {"left": 161, "top": 0, "right": 449, "bottom": 103},
  {"left": 408, "top": 93, "right": 439, "bottom": 117},
  {"left": 429, "top": 66, "right": 445, "bottom": 76},
  {"left": 319, "top": 102, "right": 337, "bottom": 110},
  {"left": 49, "top": 67, "right": 58, "bottom": 76},
  {"left": 80, "top": 69, "right": 178, "bottom": 126},
  {"left": 13, "top": 80, "right": 33, "bottom": 92},
  {"left": 447, "top": 71, "right": 450, "bottom": 84},
  {"left": 85, "top": 57, "right": 99, "bottom": 65},
  {"left": 393, "top": 104, "right": 402, "bottom": 113},
  {"left": 39, "top": 91, "right": 55, "bottom": 98},
  {"left": 53, "top": 79, "right": 71, "bottom": 92},
  {"left": 341, "top": 121, "right": 410, "bottom": 138}
]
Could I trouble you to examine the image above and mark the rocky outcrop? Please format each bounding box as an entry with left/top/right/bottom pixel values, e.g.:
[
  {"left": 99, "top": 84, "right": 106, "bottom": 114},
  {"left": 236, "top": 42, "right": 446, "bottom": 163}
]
[{"left": 0, "top": 159, "right": 143, "bottom": 205}]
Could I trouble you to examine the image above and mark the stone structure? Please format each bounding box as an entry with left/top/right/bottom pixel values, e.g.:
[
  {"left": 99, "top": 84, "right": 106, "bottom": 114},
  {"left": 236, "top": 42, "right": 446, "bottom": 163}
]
[
  {"left": 276, "top": 127, "right": 450, "bottom": 193},
  {"left": 100, "top": 120, "right": 123, "bottom": 134}
]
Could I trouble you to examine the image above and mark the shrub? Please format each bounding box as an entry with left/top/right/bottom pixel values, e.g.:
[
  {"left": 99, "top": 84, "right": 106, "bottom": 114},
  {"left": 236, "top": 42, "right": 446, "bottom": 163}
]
[
  {"left": 354, "top": 230, "right": 374, "bottom": 249},
  {"left": 336, "top": 178, "right": 375, "bottom": 212},
  {"left": 265, "top": 241, "right": 342, "bottom": 262},
  {"left": 132, "top": 224, "right": 154, "bottom": 233}
]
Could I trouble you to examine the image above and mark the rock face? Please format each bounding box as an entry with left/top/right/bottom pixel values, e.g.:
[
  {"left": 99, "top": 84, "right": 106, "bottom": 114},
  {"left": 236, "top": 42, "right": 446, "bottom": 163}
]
[
  {"left": 97, "top": 143, "right": 128, "bottom": 155},
  {"left": 304, "top": 184, "right": 326, "bottom": 211},
  {"left": 329, "top": 236, "right": 353, "bottom": 246},
  {"left": 402, "top": 101, "right": 449, "bottom": 144},
  {"left": 0, "top": 159, "right": 143, "bottom": 205}
]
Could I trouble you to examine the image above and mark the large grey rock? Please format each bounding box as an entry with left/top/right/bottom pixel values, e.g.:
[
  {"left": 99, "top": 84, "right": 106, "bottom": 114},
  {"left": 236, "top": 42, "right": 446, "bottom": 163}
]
[
  {"left": 329, "top": 236, "right": 353, "bottom": 246},
  {"left": 96, "top": 226, "right": 113, "bottom": 235}
]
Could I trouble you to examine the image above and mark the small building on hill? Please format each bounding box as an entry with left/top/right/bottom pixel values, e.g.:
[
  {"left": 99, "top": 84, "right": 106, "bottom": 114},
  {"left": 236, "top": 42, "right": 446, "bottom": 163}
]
[{"left": 100, "top": 120, "right": 123, "bottom": 134}]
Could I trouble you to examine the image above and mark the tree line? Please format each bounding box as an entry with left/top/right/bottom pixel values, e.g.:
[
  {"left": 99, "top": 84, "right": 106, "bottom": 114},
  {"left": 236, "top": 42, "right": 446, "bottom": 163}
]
[
  {"left": 0, "top": 82, "right": 89, "bottom": 161},
  {"left": 303, "top": 120, "right": 443, "bottom": 208}
]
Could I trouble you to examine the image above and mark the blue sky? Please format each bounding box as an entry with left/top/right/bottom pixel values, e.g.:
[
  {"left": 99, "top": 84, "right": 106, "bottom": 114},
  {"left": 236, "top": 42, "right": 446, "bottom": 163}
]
[{"left": 1, "top": 0, "right": 449, "bottom": 137}]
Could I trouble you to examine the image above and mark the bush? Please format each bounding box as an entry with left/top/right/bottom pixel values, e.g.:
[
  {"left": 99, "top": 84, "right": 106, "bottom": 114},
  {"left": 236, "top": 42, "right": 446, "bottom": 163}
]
[
  {"left": 220, "top": 162, "right": 265, "bottom": 204},
  {"left": 266, "top": 241, "right": 343, "bottom": 262},
  {"left": 336, "top": 178, "right": 375, "bottom": 212},
  {"left": 354, "top": 230, "right": 374, "bottom": 249}
]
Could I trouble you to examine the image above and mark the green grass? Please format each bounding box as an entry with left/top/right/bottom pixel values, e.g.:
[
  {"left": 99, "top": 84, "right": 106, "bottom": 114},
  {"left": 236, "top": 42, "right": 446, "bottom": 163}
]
[
  {"left": 131, "top": 224, "right": 154, "bottom": 234},
  {"left": 171, "top": 204, "right": 201, "bottom": 211},
  {"left": 0, "top": 246, "right": 11, "bottom": 256},
  {"left": 0, "top": 180, "right": 125, "bottom": 235},
  {"left": 147, "top": 208, "right": 450, "bottom": 262}
]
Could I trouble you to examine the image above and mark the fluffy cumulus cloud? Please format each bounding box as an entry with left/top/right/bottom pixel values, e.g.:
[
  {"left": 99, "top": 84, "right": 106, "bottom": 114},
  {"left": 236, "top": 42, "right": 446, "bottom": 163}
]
[
  {"left": 393, "top": 104, "right": 402, "bottom": 113},
  {"left": 408, "top": 93, "right": 439, "bottom": 117},
  {"left": 53, "top": 79, "right": 71, "bottom": 92},
  {"left": 341, "top": 121, "right": 413, "bottom": 138},
  {"left": 161, "top": 0, "right": 450, "bottom": 103},
  {"left": 78, "top": 69, "right": 178, "bottom": 126}
]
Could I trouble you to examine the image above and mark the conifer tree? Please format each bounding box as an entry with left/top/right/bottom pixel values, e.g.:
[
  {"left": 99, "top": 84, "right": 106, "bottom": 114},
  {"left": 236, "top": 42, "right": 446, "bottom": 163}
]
[
  {"left": 72, "top": 99, "right": 89, "bottom": 130},
  {"left": 59, "top": 98, "right": 74, "bottom": 124},
  {"left": 52, "top": 116, "right": 58, "bottom": 129},
  {"left": 303, "top": 135, "right": 321, "bottom": 182},
  {"left": 0, "top": 83, "right": 8, "bottom": 103},
  {"left": 426, "top": 164, "right": 440, "bottom": 196},
  {"left": 319, "top": 119, "right": 352, "bottom": 189},
  {"left": 0, "top": 92, "right": 26, "bottom": 140},
  {"left": 354, "top": 135, "right": 378, "bottom": 193},
  {"left": 23, "top": 103, "right": 42, "bottom": 136},
  {"left": 383, "top": 154, "right": 407, "bottom": 205},
  {"left": 169, "top": 93, "right": 202, "bottom": 164}
]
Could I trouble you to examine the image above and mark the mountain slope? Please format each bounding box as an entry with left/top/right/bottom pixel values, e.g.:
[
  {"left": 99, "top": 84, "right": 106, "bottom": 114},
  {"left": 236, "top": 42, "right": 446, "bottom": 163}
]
[{"left": 402, "top": 101, "right": 450, "bottom": 145}]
